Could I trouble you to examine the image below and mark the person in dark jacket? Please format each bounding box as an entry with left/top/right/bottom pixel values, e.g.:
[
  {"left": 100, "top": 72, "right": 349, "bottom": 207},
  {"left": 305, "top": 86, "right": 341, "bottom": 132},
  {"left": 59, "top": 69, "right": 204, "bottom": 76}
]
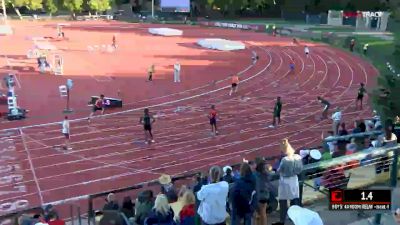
[
  {"left": 145, "top": 194, "right": 175, "bottom": 225},
  {"left": 230, "top": 163, "right": 256, "bottom": 225},
  {"left": 222, "top": 166, "right": 235, "bottom": 184},
  {"left": 121, "top": 196, "right": 135, "bottom": 219},
  {"left": 103, "top": 193, "right": 119, "bottom": 211},
  {"left": 135, "top": 190, "right": 154, "bottom": 225},
  {"left": 254, "top": 158, "right": 272, "bottom": 225}
]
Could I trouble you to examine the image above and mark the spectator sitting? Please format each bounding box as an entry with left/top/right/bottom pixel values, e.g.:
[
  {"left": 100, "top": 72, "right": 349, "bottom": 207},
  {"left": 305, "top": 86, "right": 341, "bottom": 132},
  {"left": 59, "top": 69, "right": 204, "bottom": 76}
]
[
  {"left": 47, "top": 212, "right": 65, "bottom": 225},
  {"left": 144, "top": 194, "right": 175, "bottom": 225},
  {"left": 322, "top": 131, "right": 336, "bottom": 155},
  {"left": 254, "top": 158, "right": 272, "bottom": 225},
  {"left": 134, "top": 190, "right": 154, "bottom": 225},
  {"left": 197, "top": 166, "right": 229, "bottom": 225},
  {"left": 222, "top": 166, "right": 235, "bottom": 184},
  {"left": 19, "top": 214, "right": 34, "bottom": 225},
  {"left": 272, "top": 138, "right": 303, "bottom": 225},
  {"left": 179, "top": 190, "right": 196, "bottom": 225},
  {"left": 383, "top": 125, "right": 398, "bottom": 144},
  {"left": 103, "top": 193, "right": 119, "bottom": 211},
  {"left": 231, "top": 162, "right": 256, "bottom": 225},
  {"left": 393, "top": 116, "right": 400, "bottom": 142},
  {"left": 337, "top": 123, "right": 349, "bottom": 152},
  {"left": 159, "top": 174, "right": 178, "bottom": 203},
  {"left": 345, "top": 138, "right": 357, "bottom": 155},
  {"left": 121, "top": 196, "right": 135, "bottom": 220}
]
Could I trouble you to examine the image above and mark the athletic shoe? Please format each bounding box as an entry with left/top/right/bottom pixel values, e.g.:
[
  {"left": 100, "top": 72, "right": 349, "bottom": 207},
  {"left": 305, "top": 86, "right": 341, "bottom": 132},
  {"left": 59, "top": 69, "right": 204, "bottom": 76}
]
[
  {"left": 268, "top": 125, "right": 275, "bottom": 128},
  {"left": 145, "top": 141, "right": 149, "bottom": 144},
  {"left": 215, "top": 131, "right": 219, "bottom": 135},
  {"left": 151, "top": 140, "right": 155, "bottom": 143}
]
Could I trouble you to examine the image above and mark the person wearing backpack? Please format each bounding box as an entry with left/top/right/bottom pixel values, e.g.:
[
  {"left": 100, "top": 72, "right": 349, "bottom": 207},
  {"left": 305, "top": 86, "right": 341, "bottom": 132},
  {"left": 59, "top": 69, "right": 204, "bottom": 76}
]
[{"left": 230, "top": 163, "right": 257, "bottom": 225}]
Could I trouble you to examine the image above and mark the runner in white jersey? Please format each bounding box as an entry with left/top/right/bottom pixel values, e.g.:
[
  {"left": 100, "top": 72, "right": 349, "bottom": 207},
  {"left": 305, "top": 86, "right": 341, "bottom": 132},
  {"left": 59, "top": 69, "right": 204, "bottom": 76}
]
[{"left": 62, "top": 116, "right": 71, "bottom": 150}]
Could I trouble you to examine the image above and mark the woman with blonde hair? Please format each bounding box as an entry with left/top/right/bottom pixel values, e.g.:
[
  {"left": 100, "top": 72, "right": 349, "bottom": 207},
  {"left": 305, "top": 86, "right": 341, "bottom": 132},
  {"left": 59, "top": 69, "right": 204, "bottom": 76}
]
[
  {"left": 144, "top": 194, "right": 174, "bottom": 225},
  {"left": 179, "top": 190, "right": 196, "bottom": 225},
  {"left": 272, "top": 138, "right": 303, "bottom": 225}
]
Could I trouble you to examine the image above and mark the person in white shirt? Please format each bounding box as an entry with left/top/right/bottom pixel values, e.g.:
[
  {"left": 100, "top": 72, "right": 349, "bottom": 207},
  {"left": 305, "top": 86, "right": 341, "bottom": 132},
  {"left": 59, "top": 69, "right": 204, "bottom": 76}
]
[
  {"left": 62, "top": 116, "right": 71, "bottom": 150},
  {"left": 304, "top": 46, "right": 310, "bottom": 58},
  {"left": 197, "top": 166, "right": 229, "bottom": 225},
  {"left": 174, "top": 62, "right": 181, "bottom": 83},
  {"left": 331, "top": 107, "right": 342, "bottom": 135}
]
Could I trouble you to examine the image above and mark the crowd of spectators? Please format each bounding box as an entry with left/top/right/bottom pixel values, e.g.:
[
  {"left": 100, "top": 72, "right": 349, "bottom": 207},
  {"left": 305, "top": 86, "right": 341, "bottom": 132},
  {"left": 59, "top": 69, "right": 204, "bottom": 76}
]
[{"left": 11, "top": 113, "right": 400, "bottom": 225}]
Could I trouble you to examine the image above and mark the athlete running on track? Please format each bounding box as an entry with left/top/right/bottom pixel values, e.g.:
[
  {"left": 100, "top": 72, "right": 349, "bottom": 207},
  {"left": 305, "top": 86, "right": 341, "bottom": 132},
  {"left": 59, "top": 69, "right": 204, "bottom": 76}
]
[
  {"left": 208, "top": 105, "right": 218, "bottom": 136},
  {"left": 112, "top": 35, "right": 117, "bottom": 49},
  {"left": 317, "top": 96, "right": 330, "bottom": 119},
  {"left": 270, "top": 97, "right": 282, "bottom": 128},
  {"left": 356, "top": 83, "right": 366, "bottom": 110},
  {"left": 88, "top": 94, "right": 105, "bottom": 123},
  {"left": 229, "top": 74, "right": 239, "bottom": 96},
  {"left": 140, "top": 108, "right": 156, "bottom": 144}
]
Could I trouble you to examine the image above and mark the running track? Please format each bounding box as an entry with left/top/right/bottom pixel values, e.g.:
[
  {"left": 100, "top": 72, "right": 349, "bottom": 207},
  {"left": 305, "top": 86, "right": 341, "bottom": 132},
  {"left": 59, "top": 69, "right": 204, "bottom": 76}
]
[{"left": 0, "top": 22, "right": 378, "bottom": 219}]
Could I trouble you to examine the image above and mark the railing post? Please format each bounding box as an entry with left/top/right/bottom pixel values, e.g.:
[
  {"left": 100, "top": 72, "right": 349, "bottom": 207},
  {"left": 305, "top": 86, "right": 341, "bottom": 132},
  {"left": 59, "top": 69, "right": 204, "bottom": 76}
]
[
  {"left": 88, "top": 197, "right": 93, "bottom": 225},
  {"left": 299, "top": 171, "right": 305, "bottom": 207},
  {"left": 77, "top": 206, "right": 81, "bottom": 225},
  {"left": 70, "top": 204, "right": 74, "bottom": 225},
  {"left": 390, "top": 147, "right": 399, "bottom": 187}
]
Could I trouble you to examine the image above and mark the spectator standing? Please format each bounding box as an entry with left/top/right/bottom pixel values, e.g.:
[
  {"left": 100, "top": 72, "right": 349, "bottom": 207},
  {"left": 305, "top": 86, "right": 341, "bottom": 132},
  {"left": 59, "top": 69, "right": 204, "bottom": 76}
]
[
  {"left": 145, "top": 194, "right": 175, "bottom": 225},
  {"left": 121, "top": 196, "right": 135, "bottom": 220},
  {"left": 158, "top": 174, "right": 178, "bottom": 203},
  {"left": 304, "top": 46, "right": 310, "bottom": 57},
  {"left": 363, "top": 43, "right": 369, "bottom": 55},
  {"left": 44, "top": 205, "right": 59, "bottom": 222},
  {"left": 179, "top": 191, "right": 196, "bottom": 225},
  {"left": 135, "top": 190, "right": 154, "bottom": 225},
  {"left": 254, "top": 158, "right": 272, "bottom": 225},
  {"left": 174, "top": 62, "right": 181, "bottom": 83},
  {"left": 350, "top": 39, "right": 355, "bottom": 52},
  {"left": 231, "top": 163, "right": 257, "bottom": 225},
  {"left": 103, "top": 193, "right": 119, "bottom": 211},
  {"left": 222, "top": 166, "right": 235, "bottom": 184},
  {"left": 272, "top": 138, "right": 303, "bottom": 225},
  {"left": 331, "top": 107, "right": 342, "bottom": 136},
  {"left": 197, "top": 166, "right": 229, "bottom": 225}
]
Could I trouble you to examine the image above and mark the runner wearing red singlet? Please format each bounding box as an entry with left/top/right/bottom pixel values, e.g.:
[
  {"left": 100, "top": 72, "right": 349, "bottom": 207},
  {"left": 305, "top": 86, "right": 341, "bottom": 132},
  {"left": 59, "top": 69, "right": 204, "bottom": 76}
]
[
  {"left": 88, "top": 94, "right": 105, "bottom": 123},
  {"left": 112, "top": 35, "right": 117, "bottom": 49},
  {"left": 208, "top": 105, "right": 218, "bottom": 136},
  {"left": 229, "top": 74, "right": 239, "bottom": 96}
]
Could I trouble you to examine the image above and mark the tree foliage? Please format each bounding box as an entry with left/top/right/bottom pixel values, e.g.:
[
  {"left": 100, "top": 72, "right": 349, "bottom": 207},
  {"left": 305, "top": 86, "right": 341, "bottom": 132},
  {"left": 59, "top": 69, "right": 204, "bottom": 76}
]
[
  {"left": 88, "top": 0, "right": 111, "bottom": 13},
  {"left": 63, "top": 0, "right": 83, "bottom": 14},
  {"left": 43, "top": 0, "right": 58, "bottom": 14}
]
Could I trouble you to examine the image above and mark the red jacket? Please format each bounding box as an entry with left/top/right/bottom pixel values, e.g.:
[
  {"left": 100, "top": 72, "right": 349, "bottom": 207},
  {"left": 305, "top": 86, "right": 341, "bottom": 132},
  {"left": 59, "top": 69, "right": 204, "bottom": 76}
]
[
  {"left": 48, "top": 219, "right": 66, "bottom": 225},
  {"left": 179, "top": 204, "right": 195, "bottom": 221}
]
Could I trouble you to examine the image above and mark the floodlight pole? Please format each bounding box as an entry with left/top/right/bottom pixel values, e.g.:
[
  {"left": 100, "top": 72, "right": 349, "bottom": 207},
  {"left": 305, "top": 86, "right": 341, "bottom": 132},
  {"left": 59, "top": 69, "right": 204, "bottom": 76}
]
[{"left": 151, "top": 0, "right": 154, "bottom": 18}]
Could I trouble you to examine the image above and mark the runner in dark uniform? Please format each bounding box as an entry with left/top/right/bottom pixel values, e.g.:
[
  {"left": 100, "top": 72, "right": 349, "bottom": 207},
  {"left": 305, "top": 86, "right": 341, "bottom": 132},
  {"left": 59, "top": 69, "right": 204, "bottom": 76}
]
[
  {"left": 140, "top": 108, "right": 155, "bottom": 144},
  {"left": 208, "top": 105, "right": 218, "bottom": 136},
  {"left": 356, "top": 83, "right": 366, "bottom": 110},
  {"left": 271, "top": 97, "right": 282, "bottom": 128},
  {"left": 88, "top": 94, "right": 105, "bottom": 123},
  {"left": 317, "top": 96, "right": 330, "bottom": 119}
]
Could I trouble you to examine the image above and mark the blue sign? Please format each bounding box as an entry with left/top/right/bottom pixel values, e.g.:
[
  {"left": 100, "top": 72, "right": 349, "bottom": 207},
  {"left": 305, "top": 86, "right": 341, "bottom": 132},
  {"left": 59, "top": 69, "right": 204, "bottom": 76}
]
[{"left": 66, "top": 79, "right": 73, "bottom": 89}]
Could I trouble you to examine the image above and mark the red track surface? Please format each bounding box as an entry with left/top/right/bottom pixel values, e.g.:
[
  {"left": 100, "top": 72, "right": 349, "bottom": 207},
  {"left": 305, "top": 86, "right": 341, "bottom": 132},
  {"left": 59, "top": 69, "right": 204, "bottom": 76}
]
[{"left": 0, "top": 20, "right": 378, "bottom": 217}]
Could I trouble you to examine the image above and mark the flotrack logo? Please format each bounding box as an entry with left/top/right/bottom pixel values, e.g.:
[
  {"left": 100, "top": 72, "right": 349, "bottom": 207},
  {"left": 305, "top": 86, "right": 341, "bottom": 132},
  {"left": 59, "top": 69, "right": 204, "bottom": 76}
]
[{"left": 362, "top": 11, "right": 383, "bottom": 17}]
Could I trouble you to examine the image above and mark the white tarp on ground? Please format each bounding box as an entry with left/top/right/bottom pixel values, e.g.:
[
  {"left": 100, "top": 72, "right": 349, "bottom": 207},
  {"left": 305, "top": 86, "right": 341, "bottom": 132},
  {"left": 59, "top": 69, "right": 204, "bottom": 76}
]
[
  {"left": 148, "top": 28, "right": 183, "bottom": 36},
  {"left": 197, "top": 38, "right": 245, "bottom": 51},
  {"left": 0, "top": 25, "right": 13, "bottom": 35}
]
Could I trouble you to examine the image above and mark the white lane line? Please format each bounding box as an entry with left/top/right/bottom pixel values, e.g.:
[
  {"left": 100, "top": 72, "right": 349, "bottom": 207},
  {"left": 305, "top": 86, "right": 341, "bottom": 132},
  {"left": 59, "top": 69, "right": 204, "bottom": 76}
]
[{"left": 19, "top": 128, "right": 44, "bottom": 205}]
